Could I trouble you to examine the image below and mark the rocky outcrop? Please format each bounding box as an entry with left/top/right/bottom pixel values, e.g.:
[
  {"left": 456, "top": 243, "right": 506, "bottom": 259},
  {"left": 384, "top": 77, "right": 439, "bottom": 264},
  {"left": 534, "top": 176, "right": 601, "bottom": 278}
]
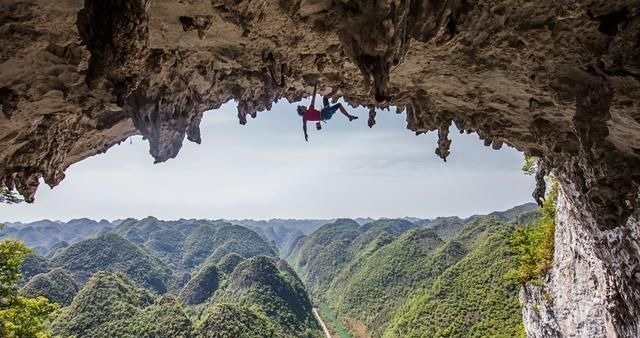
[
  {"left": 1, "top": 1, "right": 640, "bottom": 336},
  {"left": 522, "top": 179, "right": 640, "bottom": 338}
]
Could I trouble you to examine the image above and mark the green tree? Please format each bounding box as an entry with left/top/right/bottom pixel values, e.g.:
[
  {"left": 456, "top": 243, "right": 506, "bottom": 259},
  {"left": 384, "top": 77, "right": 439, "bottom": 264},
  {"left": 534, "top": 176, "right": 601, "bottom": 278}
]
[
  {"left": 0, "top": 239, "right": 31, "bottom": 298},
  {"left": 0, "top": 240, "right": 58, "bottom": 338},
  {"left": 508, "top": 178, "right": 558, "bottom": 284},
  {"left": 521, "top": 155, "right": 537, "bottom": 176}
]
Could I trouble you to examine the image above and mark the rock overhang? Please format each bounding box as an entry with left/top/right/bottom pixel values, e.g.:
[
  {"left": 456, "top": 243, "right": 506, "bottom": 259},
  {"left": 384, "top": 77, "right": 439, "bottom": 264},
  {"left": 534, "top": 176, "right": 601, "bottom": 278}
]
[{"left": 0, "top": 0, "right": 638, "bottom": 221}]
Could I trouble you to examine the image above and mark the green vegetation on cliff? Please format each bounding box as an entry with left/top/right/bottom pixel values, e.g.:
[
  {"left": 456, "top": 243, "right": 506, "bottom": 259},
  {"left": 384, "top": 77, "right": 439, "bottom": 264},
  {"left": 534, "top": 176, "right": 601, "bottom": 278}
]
[{"left": 509, "top": 183, "right": 558, "bottom": 284}]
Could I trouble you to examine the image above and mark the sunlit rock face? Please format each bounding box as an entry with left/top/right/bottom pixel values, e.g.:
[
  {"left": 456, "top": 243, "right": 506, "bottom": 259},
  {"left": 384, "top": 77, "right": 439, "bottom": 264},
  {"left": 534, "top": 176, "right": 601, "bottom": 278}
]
[
  {"left": 0, "top": 1, "right": 639, "bottom": 336},
  {"left": 522, "top": 187, "right": 640, "bottom": 338}
]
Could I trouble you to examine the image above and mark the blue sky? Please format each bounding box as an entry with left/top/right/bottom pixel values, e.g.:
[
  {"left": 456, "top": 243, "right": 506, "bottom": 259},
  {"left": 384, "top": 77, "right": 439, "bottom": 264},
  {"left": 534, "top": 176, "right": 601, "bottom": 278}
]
[{"left": 0, "top": 98, "right": 535, "bottom": 222}]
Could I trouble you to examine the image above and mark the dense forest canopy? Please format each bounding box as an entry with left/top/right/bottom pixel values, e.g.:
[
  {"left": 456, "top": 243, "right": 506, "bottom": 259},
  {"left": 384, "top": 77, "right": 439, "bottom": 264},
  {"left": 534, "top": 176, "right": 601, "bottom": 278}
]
[
  {"left": 1, "top": 202, "right": 546, "bottom": 338},
  {"left": 2, "top": 218, "right": 323, "bottom": 338},
  {"left": 288, "top": 204, "right": 540, "bottom": 337}
]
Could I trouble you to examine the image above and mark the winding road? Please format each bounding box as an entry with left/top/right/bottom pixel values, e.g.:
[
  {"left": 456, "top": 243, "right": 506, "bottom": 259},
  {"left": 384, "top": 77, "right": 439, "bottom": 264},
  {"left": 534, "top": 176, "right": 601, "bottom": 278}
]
[{"left": 313, "top": 308, "right": 332, "bottom": 338}]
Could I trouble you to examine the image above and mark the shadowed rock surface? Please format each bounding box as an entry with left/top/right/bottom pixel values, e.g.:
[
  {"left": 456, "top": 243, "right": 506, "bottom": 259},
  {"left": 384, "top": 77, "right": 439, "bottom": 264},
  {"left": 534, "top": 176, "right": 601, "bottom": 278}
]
[{"left": 1, "top": 1, "right": 640, "bottom": 337}]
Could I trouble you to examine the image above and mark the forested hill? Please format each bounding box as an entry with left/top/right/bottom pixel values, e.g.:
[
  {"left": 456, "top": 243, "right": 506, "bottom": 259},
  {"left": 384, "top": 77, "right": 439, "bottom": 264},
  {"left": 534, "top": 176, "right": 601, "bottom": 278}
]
[
  {"left": 4, "top": 205, "right": 538, "bottom": 338},
  {"left": 287, "top": 203, "right": 539, "bottom": 337},
  {"left": 3, "top": 213, "right": 496, "bottom": 257},
  {"left": 8, "top": 219, "right": 323, "bottom": 338},
  {"left": 2, "top": 217, "right": 332, "bottom": 256},
  {"left": 1, "top": 218, "right": 114, "bottom": 255}
]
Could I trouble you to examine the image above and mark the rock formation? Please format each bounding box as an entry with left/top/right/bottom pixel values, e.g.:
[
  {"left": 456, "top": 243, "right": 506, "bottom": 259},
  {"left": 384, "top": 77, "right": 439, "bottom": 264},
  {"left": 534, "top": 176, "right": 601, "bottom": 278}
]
[{"left": 1, "top": 1, "right": 639, "bottom": 337}]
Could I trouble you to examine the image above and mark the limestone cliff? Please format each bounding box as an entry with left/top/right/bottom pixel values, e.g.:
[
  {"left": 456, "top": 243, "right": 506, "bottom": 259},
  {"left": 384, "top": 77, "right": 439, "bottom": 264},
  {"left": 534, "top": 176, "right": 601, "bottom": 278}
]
[
  {"left": 522, "top": 186, "right": 640, "bottom": 338},
  {"left": 1, "top": 1, "right": 639, "bottom": 337}
]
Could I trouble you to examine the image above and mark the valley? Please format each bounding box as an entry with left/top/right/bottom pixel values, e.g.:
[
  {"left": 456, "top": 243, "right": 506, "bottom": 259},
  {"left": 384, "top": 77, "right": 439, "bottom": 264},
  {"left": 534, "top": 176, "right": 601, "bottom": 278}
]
[{"left": 2, "top": 202, "right": 540, "bottom": 338}]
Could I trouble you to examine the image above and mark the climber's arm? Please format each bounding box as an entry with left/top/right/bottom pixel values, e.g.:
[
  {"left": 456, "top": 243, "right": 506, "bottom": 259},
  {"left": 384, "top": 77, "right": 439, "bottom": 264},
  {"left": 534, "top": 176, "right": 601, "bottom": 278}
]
[{"left": 303, "top": 119, "right": 309, "bottom": 142}]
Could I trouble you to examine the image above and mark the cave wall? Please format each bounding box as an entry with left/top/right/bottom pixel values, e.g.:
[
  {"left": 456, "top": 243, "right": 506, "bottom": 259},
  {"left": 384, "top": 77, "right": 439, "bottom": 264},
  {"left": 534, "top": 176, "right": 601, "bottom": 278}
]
[{"left": 1, "top": 1, "right": 640, "bottom": 337}]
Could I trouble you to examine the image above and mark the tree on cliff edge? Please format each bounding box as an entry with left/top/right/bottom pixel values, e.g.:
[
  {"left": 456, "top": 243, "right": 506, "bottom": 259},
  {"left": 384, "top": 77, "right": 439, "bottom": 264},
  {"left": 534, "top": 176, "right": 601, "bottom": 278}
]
[{"left": 0, "top": 239, "right": 58, "bottom": 338}]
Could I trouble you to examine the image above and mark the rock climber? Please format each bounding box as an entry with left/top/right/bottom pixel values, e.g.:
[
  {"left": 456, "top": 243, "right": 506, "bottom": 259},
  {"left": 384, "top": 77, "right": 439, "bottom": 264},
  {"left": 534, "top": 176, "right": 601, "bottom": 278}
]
[{"left": 297, "top": 83, "right": 358, "bottom": 141}]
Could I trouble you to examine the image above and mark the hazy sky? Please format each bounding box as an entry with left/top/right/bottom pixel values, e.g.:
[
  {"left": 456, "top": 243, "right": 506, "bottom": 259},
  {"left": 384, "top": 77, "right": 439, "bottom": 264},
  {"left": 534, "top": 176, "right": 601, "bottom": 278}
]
[{"left": 1, "top": 98, "right": 535, "bottom": 222}]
